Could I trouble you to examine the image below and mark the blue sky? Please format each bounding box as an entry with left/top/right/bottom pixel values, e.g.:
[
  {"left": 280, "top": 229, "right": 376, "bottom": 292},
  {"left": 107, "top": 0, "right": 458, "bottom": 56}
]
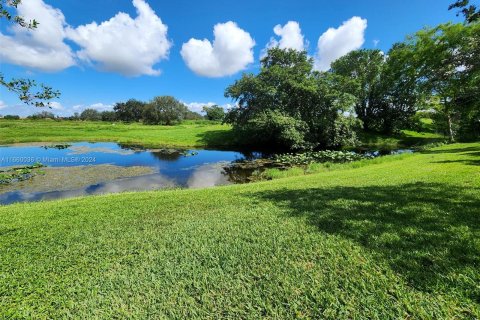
[{"left": 0, "top": 0, "right": 462, "bottom": 116}]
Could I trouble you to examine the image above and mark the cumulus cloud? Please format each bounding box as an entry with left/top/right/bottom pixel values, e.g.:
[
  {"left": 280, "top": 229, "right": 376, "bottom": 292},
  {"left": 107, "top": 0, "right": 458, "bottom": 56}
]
[
  {"left": 0, "top": 0, "right": 75, "bottom": 71},
  {"left": 72, "top": 103, "right": 114, "bottom": 113},
  {"left": 183, "top": 102, "right": 233, "bottom": 114},
  {"left": 314, "top": 16, "right": 367, "bottom": 71},
  {"left": 265, "top": 21, "right": 307, "bottom": 53},
  {"left": 49, "top": 101, "right": 64, "bottom": 110},
  {"left": 181, "top": 21, "right": 255, "bottom": 77},
  {"left": 66, "top": 0, "right": 171, "bottom": 76}
]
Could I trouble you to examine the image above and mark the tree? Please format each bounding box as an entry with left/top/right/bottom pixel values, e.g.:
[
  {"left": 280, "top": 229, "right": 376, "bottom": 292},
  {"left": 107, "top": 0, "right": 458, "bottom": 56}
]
[
  {"left": 403, "top": 23, "right": 480, "bottom": 140},
  {"left": 330, "top": 50, "right": 385, "bottom": 131},
  {"left": 449, "top": 0, "right": 480, "bottom": 23},
  {"left": 184, "top": 110, "right": 204, "bottom": 120},
  {"left": 330, "top": 49, "right": 419, "bottom": 133},
  {"left": 143, "top": 96, "right": 188, "bottom": 125},
  {"left": 113, "top": 99, "right": 146, "bottom": 122},
  {"left": 80, "top": 109, "right": 102, "bottom": 121},
  {"left": 100, "top": 111, "right": 117, "bottom": 122},
  {"left": 202, "top": 105, "right": 225, "bottom": 121},
  {"left": 0, "top": 0, "right": 60, "bottom": 108},
  {"left": 225, "top": 48, "right": 358, "bottom": 151},
  {"left": 28, "top": 111, "right": 55, "bottom": 120}
]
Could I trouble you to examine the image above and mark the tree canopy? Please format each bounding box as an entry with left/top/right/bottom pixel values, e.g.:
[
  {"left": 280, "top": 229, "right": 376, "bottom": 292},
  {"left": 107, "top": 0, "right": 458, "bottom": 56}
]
[{"left": 225, "top": 48, "right": 359, "bottom": 151}]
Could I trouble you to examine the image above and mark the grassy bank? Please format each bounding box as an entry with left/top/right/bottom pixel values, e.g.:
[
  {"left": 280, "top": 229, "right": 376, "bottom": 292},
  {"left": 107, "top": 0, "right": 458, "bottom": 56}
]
[
  {"left": 0, "top": 119, "right": 234, "bottom": 148},
  {"left": 1, "top": 143, "right": 479, "bottom": 318},
  {"left": 0, "top": 119, "right": 444, "bottom": 150}
]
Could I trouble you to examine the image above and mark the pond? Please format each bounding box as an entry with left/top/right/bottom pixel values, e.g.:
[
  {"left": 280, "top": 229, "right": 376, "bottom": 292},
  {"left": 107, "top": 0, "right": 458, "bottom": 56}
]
[{"left": 0, "top": 142, "right": 262, "bottom": 205}]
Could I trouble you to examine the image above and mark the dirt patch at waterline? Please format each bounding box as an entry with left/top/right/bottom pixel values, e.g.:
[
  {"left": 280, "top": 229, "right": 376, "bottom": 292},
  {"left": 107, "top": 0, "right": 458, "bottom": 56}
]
[{"left": 0, "top": 165, "right": 155, "bottom": 194}]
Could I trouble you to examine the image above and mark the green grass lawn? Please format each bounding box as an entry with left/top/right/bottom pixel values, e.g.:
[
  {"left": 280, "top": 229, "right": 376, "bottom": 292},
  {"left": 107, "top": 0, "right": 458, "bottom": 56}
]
[
  {"left": 0, "top": 119, "right": 234, "bottom": 148},
  {"left": 0, "top": 119, "right": 444, "bottom": 150},
  {"left": 1, "top": 143, "right": 479, "bottom": 318}
]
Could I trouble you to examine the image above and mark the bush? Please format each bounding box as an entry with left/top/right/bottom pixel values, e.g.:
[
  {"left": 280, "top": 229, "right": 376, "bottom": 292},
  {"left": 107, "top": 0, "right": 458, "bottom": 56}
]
[{"left": 233, "top": 110, "right": 310, "bottom": 151}]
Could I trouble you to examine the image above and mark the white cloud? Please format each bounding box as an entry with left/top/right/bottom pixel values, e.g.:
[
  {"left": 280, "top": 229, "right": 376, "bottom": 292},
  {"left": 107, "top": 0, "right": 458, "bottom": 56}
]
[
  {"left": 72, "top": 103, "right": 114, "bottom": 113},
  {"left": 0, "top": 101, "right": 6, "bottom": 110},
  {"left": 265, "top": 21, "right": 307, "bottom": 53},
  {"left": 49, "top": 101, "right": 64, "bottom": 110},
  {"left": 183, "top": 102, "right": 232, "bottom": 113},
  {"left": 373, "top": 39, "right": 380, "bottom": 47},
  {"left": 0, "top": 0, "right": 75, "bottom": 72},
  {"left": 181, "top": 21, "right": 255, "bottom": 77},
  {"left": 66, "top": 0, "right": 171, "bottom": 76},
  {"left": 314, "top": 16, "right": 367, "bottom": 71}
]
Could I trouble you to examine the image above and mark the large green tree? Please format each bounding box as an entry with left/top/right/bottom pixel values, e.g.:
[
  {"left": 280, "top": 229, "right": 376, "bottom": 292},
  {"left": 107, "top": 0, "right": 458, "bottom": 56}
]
[
  {"left": 113, "top": 99, "right": 146, "bottom": 122},
  {"left": 0, "top": 0, "right": 60, "bottom": 107},
  {"left": 330, "top": 49, "right": 419, "bottom": 133},
  {"left": 143, "top": 96, "right": 188, "bottom": 125},
  {"left": 403, "top": 23, "right": 480, "bottom": 140},
  {"left": 225, "top": 48, "right": 358, "bottom": 150},
  {"left": 202, "top": 105, "right": 225, "bottom": 121}
]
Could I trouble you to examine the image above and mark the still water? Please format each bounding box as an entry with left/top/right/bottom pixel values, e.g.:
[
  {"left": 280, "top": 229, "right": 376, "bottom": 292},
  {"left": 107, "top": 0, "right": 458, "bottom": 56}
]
[{"left": 0, "top": 142, "right": 260, "bottom": 205}]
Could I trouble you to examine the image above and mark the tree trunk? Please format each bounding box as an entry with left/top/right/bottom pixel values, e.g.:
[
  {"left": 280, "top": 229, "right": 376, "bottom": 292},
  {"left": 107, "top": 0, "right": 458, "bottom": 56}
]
[
  {"left": 444, "top": 97, "right": 454, "bottom": 142},
  {"left": 447, "top": 113, "right": 454, "bottom": 142}
]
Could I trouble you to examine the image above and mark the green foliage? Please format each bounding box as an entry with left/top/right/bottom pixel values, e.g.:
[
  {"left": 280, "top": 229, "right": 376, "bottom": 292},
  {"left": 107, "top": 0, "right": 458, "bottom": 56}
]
[
  {"left": 0, "top": 1, "right": 60, "bottom": 108},
  {"left": 0, "top": 162, "right": 44, "bottom": 184},
  {"left": 202, "top": 105, "right": 225, "bottom": 121},
  {"left": 100, "top": 111, "right": 117, "bottom": 122},
  {"left": 225, "top": 48, "right": 358, "bottom": 151},
  {"left": 449, "top": 0, "right": 480, "bottom": 23},
  {"left": 405, "top": 22, "right": 480, "bottom": 141},
  {"left": 330, "top": 49, "right": 419, "bottom": 133},
  {"left": 0, "top": 0, "right": 37, "bottom": 28},
  {"left": 184, "top": 110, "right": 204, "bottom": 120},
  {"left": 0, "top": 75, "right": 61, "bottom": 108},
  {"left": 2, "top": 115, "right": 20, "bottom": 120},
  {"left": 27, "top": 111, "right": 55, "bottom": 120},
  {"left": 273, "top": 150, "right": 372, "bottom": 166},
  {"left": 80, "top": 109, "right": 102, "bottom": 121},
  {"left": 233, "top": 110, "right": 310, "bottom": 150},
  {"left": 113, "top": 99, "right": 146, "bottom": 122},
  {"left": 143, "top": 96, "right": 189, "bottom": 125}
]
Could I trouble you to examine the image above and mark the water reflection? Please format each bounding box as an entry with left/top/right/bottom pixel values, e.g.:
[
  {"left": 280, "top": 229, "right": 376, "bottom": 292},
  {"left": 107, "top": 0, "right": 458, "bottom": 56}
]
[
  {"left": 187, "top": 163, "right": 230, "bottom": 188},
  {"left": 0, "top": 142, "right": 261, "bottom": 205}
]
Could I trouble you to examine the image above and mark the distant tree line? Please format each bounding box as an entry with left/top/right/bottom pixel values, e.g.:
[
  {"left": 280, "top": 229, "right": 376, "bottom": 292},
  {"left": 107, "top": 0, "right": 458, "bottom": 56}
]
[
  {"left": 1, "top": 96, "right": 226, "bottom": 124},
  {"left": 224, "top": 8, "right": 479, "bottom": 150}
]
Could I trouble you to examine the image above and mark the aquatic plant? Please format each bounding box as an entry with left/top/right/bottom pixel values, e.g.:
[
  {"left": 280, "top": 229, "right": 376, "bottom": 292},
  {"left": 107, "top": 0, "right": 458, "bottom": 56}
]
[{"left": 0, "top": 163, "right": 45, "bottom": 185}]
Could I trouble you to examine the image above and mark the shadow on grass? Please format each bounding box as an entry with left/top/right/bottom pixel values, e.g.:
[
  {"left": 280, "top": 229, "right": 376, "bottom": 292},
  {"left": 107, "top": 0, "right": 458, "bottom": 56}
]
[
  {"left": 252, "top": 182, "right": 480, "bottom": 302},
  {"left": 196, "top": 130, "right": 237, "bottom": 149}
]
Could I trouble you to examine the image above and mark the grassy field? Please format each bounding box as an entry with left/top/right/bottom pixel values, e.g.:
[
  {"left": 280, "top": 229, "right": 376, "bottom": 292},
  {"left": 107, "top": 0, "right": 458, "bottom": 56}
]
[
  {"left": 0, "top": 119, "right": 233, "bottom": 148},
  {"left": 1, "top": 142, "right": 479, "bottom": 318},
  {"left": 0, "top": 119, "right": 444, "bottom": 149}
]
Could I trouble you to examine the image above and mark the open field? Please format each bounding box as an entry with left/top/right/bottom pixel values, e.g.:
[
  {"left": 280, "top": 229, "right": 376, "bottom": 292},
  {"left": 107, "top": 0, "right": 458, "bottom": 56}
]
[
  {"left": 0, "top": 120, "right": 233, "bottom": 148},
  {"left": 1, "top": 142, "right": 479, "bottom": 318},
  {"left": 0, "top": 119, "right": 445, "bottom": 149}
]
